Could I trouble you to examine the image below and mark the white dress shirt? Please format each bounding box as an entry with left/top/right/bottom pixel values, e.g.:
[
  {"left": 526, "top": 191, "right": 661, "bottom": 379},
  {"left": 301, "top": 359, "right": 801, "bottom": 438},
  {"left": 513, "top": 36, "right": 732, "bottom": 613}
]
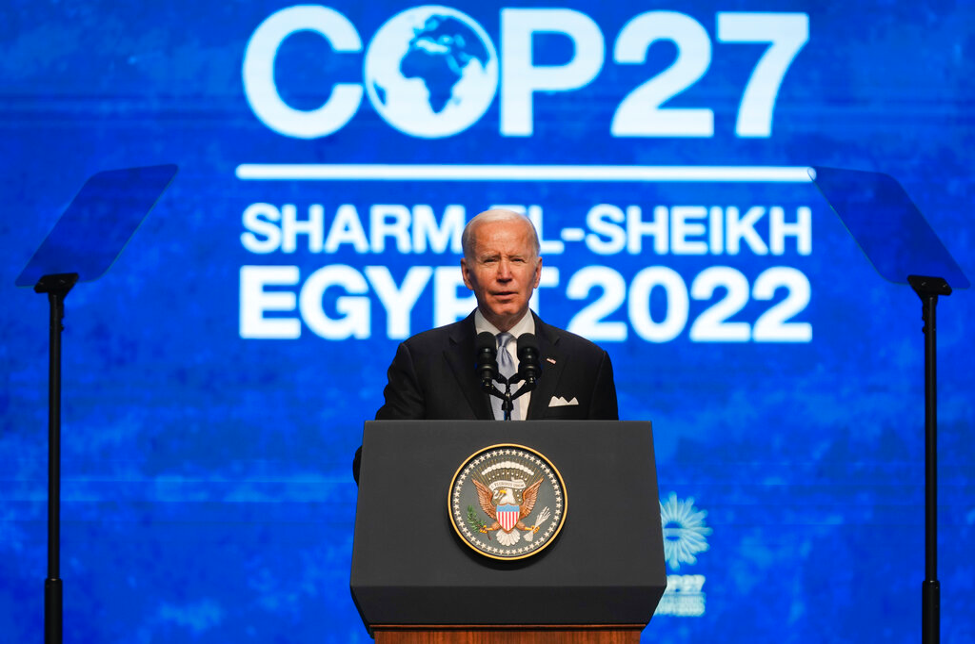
[{"left": 473, "top": 309, "right": 535, "bottom": 420}]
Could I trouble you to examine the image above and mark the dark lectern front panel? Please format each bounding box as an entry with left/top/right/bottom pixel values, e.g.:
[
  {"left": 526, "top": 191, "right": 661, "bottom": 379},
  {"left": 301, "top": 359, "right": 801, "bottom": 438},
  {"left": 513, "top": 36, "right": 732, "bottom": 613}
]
[{"left": 350, "top": 420, "right": 665, "bottom": 626}]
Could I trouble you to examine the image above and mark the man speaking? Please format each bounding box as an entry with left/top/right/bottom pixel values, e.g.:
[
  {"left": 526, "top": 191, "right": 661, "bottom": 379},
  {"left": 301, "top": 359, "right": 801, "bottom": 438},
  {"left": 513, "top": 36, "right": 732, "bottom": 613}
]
[{"left": 375, "top": 208, "right": 618, "bottom": 421}]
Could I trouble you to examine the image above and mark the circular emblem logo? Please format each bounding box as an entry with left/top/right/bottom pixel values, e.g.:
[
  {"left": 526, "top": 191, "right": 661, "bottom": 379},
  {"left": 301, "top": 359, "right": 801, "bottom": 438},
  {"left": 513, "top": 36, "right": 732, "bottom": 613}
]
[
  {"left": 364, "top": 6, "right": 499, "bottom": 138},
  {"left": 448, "top": 444, "right": 567, "bottom": 560}
]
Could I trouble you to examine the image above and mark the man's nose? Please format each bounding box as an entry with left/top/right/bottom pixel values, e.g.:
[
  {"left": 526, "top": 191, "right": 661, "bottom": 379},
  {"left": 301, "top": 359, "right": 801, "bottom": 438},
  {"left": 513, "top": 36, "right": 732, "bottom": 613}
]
[{"left": 496, "top": 259, "right": 512, "bottom": 279}]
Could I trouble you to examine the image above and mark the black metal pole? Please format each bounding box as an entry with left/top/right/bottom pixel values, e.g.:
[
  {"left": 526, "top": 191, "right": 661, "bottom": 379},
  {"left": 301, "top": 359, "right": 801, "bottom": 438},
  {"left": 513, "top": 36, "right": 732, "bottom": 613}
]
[
  {"left": 46, "top": 287, "right": 64, "bottom": 644},
  {"left": 920, "top": 291, "right": 940, "bottom": 644},
  {"left": 34, "top": 273, "right": 77, "bottom": 645},
  {"left": 908, "top": 275, "right": 948, "bottom": 645}
]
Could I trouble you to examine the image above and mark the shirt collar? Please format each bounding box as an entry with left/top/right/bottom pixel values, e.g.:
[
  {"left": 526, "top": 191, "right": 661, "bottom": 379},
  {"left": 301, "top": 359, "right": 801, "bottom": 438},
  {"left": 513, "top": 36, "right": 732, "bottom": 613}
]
[{"left": 473, "top": 308, "right": 535, "bottom": 339}]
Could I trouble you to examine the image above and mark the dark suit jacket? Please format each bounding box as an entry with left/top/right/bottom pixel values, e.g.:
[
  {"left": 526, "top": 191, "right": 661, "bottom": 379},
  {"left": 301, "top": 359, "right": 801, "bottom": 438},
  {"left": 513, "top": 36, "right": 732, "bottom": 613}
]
[{"left": 375, "top": 311, "right": 618, "bottom": 421}]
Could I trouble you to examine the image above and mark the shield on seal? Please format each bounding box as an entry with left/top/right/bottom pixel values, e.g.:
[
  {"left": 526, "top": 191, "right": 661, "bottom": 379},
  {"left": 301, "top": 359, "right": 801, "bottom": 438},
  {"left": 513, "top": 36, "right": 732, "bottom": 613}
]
[{"left": 496, "top": 504, "right": 520, "bottom": 532}]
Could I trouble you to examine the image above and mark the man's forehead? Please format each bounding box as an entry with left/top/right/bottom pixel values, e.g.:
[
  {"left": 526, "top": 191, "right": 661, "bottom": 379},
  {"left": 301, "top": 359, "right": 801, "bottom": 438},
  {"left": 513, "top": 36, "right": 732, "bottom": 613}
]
[{"left": 470, "top": 219, "right": 535, "bottom": 247}]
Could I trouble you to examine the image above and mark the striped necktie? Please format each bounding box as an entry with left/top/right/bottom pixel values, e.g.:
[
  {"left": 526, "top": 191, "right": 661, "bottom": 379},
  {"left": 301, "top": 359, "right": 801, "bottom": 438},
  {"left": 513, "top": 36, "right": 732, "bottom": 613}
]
[{"left": 492, "top": 332, "right": 515, "bottom": 419}]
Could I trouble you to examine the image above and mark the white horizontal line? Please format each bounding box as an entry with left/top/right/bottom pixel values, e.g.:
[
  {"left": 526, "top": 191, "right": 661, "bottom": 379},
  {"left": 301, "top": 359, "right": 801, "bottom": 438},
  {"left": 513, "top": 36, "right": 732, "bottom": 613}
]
[{"left": 235, "top": 164, "right": 813, "bottom": 183}]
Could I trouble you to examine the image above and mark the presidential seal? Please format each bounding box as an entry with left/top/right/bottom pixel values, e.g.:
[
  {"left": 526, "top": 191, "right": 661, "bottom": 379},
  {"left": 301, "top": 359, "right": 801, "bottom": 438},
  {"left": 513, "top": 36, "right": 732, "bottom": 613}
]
[{"left": 448, "top": 444, "right": 567, "bottom": 560}]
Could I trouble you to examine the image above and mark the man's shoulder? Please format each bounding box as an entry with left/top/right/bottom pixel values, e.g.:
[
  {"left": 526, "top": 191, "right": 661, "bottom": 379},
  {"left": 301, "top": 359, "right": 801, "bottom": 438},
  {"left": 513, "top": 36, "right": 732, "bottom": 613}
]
[
  {"left": 535, "top": 315, "right": 609, "bottom": 357},
  {"left": 400, "top": 315, "right": 473, "bottom": 350}
]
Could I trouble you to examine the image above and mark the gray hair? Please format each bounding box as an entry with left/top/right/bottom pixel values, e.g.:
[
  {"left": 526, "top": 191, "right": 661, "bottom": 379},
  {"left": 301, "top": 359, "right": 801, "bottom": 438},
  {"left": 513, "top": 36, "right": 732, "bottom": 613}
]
[{"left": 461, "top": 209, "right": 541, "bottom": 260}]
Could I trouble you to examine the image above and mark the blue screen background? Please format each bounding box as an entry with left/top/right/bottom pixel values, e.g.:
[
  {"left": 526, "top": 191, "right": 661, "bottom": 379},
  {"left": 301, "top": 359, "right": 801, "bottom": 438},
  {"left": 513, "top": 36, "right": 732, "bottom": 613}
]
[{"left": 1, "top": 1, "right": 973, "bottom": 642}]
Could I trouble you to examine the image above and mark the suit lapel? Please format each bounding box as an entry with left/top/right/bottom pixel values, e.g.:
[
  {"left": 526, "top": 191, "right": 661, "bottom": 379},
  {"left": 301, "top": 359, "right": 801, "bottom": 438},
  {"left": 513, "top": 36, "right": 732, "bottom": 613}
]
[
  {"left": 445, "top": 313, "right": 494, "bottom": 420},
  {"left": 527, "top": 314, "right": 567, "bottom": 419}
]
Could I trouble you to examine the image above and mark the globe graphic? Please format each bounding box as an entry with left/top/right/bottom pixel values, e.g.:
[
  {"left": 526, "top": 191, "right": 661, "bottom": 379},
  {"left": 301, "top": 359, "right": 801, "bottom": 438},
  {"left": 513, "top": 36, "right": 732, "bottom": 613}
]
[{"left": 364, "top": 6, "right": 499, "bottom": 138}]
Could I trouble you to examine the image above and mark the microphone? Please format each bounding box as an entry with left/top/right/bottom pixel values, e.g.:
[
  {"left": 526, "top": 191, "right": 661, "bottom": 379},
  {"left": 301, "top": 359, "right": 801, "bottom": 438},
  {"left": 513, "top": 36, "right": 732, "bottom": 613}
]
[
  {"left": 516, "top": 333, "right": 541, "bottom": 387},
  {"left": 475, "top": 331, "right": 498, "bottom": 391}
]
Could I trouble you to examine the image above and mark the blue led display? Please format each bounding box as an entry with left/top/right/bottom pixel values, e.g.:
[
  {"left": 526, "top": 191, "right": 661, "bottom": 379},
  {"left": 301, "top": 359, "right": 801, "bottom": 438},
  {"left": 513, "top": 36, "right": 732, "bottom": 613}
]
[{"left": 1, "top": 1, "right": 973, "bottom": 642}]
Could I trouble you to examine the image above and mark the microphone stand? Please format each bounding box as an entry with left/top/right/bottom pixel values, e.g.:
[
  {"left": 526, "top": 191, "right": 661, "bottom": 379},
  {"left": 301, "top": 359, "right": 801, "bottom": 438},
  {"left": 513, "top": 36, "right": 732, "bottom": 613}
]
[
  {"left": 477, "top": 332, "right": 541, "bottom": 421},
  {"left": 483, "top": 373, "right": 537, "bottom": 421}
]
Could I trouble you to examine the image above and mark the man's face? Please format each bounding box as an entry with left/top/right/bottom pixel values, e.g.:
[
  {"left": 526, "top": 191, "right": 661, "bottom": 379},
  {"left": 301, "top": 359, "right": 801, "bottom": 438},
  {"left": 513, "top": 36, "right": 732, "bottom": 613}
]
[{"left": 461, "top": 218, "right": 542, "bottom": 332}]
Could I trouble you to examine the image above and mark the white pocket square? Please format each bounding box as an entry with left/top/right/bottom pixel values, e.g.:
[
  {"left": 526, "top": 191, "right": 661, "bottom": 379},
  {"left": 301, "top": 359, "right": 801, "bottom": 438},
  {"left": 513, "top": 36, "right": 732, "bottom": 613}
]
[{"left": 548, "top": 396, "right": 578, "bottom": 407}]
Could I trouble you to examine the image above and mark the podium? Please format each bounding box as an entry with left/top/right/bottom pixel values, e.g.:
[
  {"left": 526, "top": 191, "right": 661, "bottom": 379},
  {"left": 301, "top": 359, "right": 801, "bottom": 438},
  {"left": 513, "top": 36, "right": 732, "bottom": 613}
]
[{"left": 350, "top": 420, "right": 666, "bottom": 643}]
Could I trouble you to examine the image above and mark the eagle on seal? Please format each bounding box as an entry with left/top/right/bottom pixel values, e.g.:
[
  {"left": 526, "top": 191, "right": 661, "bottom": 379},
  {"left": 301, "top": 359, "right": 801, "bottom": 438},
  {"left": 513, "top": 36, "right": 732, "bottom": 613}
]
[{"left": 473, "top": 477, "right": 544, "bottom": 546}]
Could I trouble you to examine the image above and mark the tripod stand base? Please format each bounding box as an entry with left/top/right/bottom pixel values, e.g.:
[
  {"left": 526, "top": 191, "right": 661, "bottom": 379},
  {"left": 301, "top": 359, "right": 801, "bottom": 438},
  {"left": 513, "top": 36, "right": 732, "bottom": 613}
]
[
  {"left": 922, "top": 580, "right": 940, "bottom": 643},
  {"left": 45, "top": 577, "right": 62, "bottom": 643}
]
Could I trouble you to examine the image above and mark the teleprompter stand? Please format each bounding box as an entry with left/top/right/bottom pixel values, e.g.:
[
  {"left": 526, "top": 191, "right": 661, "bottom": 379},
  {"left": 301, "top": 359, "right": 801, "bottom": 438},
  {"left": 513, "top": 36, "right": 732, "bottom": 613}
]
[
  {"left": 809, "top": 166, "right": 970, "bottom": 645},
  {"left": 16, "top": 165, "right": 178, "bottom": 643}
]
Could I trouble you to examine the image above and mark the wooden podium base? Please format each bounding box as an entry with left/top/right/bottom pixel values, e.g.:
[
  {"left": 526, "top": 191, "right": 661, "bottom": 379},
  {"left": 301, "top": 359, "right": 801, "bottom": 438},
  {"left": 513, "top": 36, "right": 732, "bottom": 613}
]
[{"left": 371, "top": 624, "right": 644, "bottom": 644}]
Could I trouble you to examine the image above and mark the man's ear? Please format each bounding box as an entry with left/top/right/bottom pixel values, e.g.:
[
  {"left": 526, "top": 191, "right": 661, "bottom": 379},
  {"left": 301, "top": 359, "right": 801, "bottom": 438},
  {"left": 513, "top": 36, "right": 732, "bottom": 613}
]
[
  {"left": 460, "top": 258, "right": 474, "bottom": 290},
  {"left": 532, "top": 256, "right": 542, "bottom": 288}
]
